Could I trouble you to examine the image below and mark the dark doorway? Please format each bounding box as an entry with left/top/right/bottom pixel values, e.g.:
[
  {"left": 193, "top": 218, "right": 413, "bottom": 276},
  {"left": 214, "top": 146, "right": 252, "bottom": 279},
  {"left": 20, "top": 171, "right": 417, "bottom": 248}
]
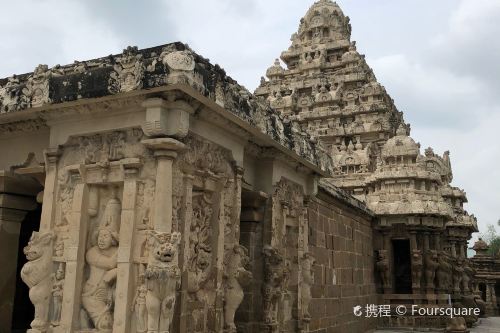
[
  {"left": 479, "top": 283, "right": 487, "bottom": 301},
  {"left": 11, "top": 205, "right": 41, "bottom": 332},
  {"left": 392, "top": 239, "right": 412, "bottom": 294}
]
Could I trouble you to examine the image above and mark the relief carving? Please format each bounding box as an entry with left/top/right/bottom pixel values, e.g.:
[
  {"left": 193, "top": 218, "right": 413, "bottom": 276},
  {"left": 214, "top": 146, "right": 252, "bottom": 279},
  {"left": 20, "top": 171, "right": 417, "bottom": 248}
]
[
  {"left": 262, "top": 245, "right": 287, "bottom": 327},
  {"left": 376, "top": 249, "right": 390, "bottom": 289},
  {"left": 108, "top": 46, "right": 144, "bottom": 93},
  {"left": 299, "top": 252, "right": 315, "bottom": 323},
  {"left": 437, "top": 252, "right": 452, "bottom": 292},
  {"left": 452, "top": 258, "right": 464, "bottom": 293},
  {"left": 23, "top": 64, "right": 52, "bottom": 108},
  {"left": 223, "top": 244, "right": 252, "bottom": 333},
  {"left": 136, "top": 180, "right": 155, "bottom": 230},
  {"left": 187, "top": 193, "right": 214, "bottom": 294},
  {"left": 424, "top": 250, "right": 439, "bottom": 289},
  {"left": 21, "top": 231, "right": 55, "bottom": 333},
  {"left": 50, "top": 263, "right": 65, "bottom": 326},
  {"left": 0, "top": 75, "right": 28, "bottom": 112},
  {"left": 144, "top": 231, "right": 181, "bottom": 333},
  {"left": 132, "top": 265, "right": 148, "bottom": 333},
  {"left": 81, "top": 195, "right": 121, "bottom": 330},
  {"left": 74, "top": 130, "right": 140, "bottom": 165},
  {"left": 462, "top": 260, "right": 474, "bottom": 294},
  {"left": 411, "top": 249, "right": 423, "bottom": 290}
]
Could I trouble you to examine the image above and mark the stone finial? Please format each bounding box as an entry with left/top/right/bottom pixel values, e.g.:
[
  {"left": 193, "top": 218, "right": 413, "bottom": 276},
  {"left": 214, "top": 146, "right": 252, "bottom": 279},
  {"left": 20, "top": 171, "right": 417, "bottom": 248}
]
[{"left": 472, "top": 238, "right": 490, "bottom": 257}]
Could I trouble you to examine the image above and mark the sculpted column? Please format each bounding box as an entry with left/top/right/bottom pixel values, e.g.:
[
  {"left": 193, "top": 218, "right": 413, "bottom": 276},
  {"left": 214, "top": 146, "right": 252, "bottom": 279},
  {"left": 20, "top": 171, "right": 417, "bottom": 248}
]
[
  {"left": 142, "top": 138, "right": 185, "bottom": 232},
  {"left": 39, "top": 148, "right": 61, "bottom": 232},
  {"left": 113, "top": 160, "right": 141, "bottom": 333},
  {"left": 490, "top": 283, "right": 498, "bottom": 310},
  {"left": 58, "top": 168, "right": 89, "bottom": 333}
]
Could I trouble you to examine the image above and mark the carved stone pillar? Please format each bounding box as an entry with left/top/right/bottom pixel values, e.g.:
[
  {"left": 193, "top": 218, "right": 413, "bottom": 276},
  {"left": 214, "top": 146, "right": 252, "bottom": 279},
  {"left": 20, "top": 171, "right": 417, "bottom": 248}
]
[
  {"left": 459, "top": 241, "right": 465, "bottom": 258},
  {"left": 423, "top": 232, "right": 430, "bottom": 252},
  {"left": 485, "top": 283, "right": 493, "bottom": 304},
  {"left": 113, "top": 160, "right": 141, "bottom": 333},
  {"left": 451, "top": 241, "right": 457, "bottom": 258},
  {"left": 238, "top": 190, "right": 268, "bottom": 332},
  {"left": 39, "top": 148, "right": 61, "bottom": 232},
  {"left": 179, "top": 172, "right": 194, "bottom": 333},
  {"left": 409, "top": 231, "right": 418, "bottom": 251},
  {"left": 142, "top": 138, "right": 185, "bottom": 233},
  {"left": 58, "top": 171, "right": 89, "bottom": 333},
  {"left": 490, "top": 283, "right": 498, "bottom": 309},
  {"left": 433, "top": 232, "right": 441, "bottom": 251}
]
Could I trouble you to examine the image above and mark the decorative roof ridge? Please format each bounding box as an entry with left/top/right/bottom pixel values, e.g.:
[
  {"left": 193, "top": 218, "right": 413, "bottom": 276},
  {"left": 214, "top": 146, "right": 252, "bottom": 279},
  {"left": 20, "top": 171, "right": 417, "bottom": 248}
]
[{"left": 0, "top": 41, "right": 334, "bottom": 175}]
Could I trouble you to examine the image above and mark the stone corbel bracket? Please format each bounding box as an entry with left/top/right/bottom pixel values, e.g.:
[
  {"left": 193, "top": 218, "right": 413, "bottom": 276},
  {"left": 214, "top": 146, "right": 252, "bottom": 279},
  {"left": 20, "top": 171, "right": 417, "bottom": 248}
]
[{"left": 142, "top": 97, "right": 194, "bottom": 138}]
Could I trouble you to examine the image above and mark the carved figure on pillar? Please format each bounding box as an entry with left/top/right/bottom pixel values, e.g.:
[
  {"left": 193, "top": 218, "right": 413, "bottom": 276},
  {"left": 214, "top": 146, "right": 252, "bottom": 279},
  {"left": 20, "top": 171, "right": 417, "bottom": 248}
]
[
  {"left": 452, "top": 259, "right": 464, "bottom": 294},
  {"left": 437, "top": 252, "right": 452, "bottom": 293},
  {"left": 81, "top": 227, "right": 119, "bottom": 330},
  {"left": 424, "top": 250, "right": 439, "bottom": 290},
  {"left": 81, "top": 195, "right": 121, "bottom": 330},
  {"left": 462, "top": 260, "right": 473, "bottom": 294},
  {"left": 132, "top": 265, "right": 148, "bottom": 333},
  {"left": 21, "top": 231, "right": 54, "bottom": 333},
  {"left": 51, "top": 263, "right": 65, "bottom": 326},
  {"left": 376, "top": 249, "right": 390, "bottom": 291},
  {"left": 411, "top": 249, "right": 423, "bottom": 290},
  {"left": 262, "top": 245, "right": 287, "bottom": 328},
  {"left": 299, "top": 252, "right": 315, "bottom": 323},
  {"left": 223, "top": 244, "right": 252, "bottom": 333},
  {"left": 144, "top": 231, "right": 181, "bottom": 333}
]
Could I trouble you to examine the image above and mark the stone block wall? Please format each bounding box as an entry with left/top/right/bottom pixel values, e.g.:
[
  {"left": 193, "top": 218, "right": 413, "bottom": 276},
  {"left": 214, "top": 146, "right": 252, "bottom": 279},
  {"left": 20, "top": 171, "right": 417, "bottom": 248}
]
[{"left": 307, "top": 191, "right": 378, "bottom": 333}]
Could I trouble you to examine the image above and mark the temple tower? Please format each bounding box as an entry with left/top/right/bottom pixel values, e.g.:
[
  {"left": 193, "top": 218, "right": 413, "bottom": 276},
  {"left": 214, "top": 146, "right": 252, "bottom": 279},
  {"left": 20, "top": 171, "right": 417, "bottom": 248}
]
[{"left": 255, "top": 0, "right": 406, "bottom": 198}]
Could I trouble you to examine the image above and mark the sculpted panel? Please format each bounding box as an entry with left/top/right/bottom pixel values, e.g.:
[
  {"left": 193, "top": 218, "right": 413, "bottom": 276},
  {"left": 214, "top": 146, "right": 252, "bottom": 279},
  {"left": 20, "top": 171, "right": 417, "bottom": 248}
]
[{"left": 81, "top": 194, "right": 121, "bottom": 331}]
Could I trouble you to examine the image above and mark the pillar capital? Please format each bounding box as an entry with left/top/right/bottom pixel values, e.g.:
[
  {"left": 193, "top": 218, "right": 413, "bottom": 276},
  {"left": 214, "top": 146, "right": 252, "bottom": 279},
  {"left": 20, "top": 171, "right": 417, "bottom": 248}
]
[{"left": 142, "top": 137, "right": 186, "bottom": 159}]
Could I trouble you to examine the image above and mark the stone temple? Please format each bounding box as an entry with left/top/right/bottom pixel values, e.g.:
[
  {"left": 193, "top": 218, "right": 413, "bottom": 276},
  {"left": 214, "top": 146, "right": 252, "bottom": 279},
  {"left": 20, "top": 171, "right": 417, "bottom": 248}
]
[{"left": 0, "top": 1, "right": 498, "bottom": 332}]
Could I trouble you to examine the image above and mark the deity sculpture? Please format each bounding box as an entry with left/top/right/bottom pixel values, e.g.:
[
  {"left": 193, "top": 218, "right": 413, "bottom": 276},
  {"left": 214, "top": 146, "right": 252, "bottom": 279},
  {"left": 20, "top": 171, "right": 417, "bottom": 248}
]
[
  {"left": 51, "top": 263, "right": 65, "bottom": 326},
  {"left": 81, "top": 227, "right": 118, "bottom": 330},
  {"left": 223, "top": 244, "right": 253, "bottom": 333},
  {"left": 81, "top": 194, "right": 121, "bottom": 330},
  {"left": 21, "top": 231, "right": 54, "bottom": 332},
  {"left": 132, "top": 268, "right": 148, "bottom": 333}
]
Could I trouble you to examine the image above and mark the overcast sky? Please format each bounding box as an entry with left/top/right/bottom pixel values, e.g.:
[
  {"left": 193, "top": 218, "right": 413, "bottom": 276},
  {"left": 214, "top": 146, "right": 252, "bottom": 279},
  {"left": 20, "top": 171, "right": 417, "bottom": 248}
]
[{"left": 1, "top": 0, "right": 499, "bottom": 239}]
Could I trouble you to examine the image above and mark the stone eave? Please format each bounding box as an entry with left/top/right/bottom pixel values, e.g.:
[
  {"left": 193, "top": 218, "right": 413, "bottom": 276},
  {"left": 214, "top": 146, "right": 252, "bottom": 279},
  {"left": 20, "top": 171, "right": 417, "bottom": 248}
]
[
  {"left": 176, "top": 84, "right": 332, "bottom": 178},
  {"left": 0, "top": 41, "right": 334, "bottom": 175},
  {"left": 0, "top": 83, "right": 332, "bottom": 178}
]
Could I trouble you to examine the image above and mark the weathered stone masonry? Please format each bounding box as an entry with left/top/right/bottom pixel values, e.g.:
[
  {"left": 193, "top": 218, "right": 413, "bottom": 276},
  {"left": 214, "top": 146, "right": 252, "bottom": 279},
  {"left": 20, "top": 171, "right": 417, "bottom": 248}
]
[{"left": 0, "top": 1, "right": 497, "bottom": 333}]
